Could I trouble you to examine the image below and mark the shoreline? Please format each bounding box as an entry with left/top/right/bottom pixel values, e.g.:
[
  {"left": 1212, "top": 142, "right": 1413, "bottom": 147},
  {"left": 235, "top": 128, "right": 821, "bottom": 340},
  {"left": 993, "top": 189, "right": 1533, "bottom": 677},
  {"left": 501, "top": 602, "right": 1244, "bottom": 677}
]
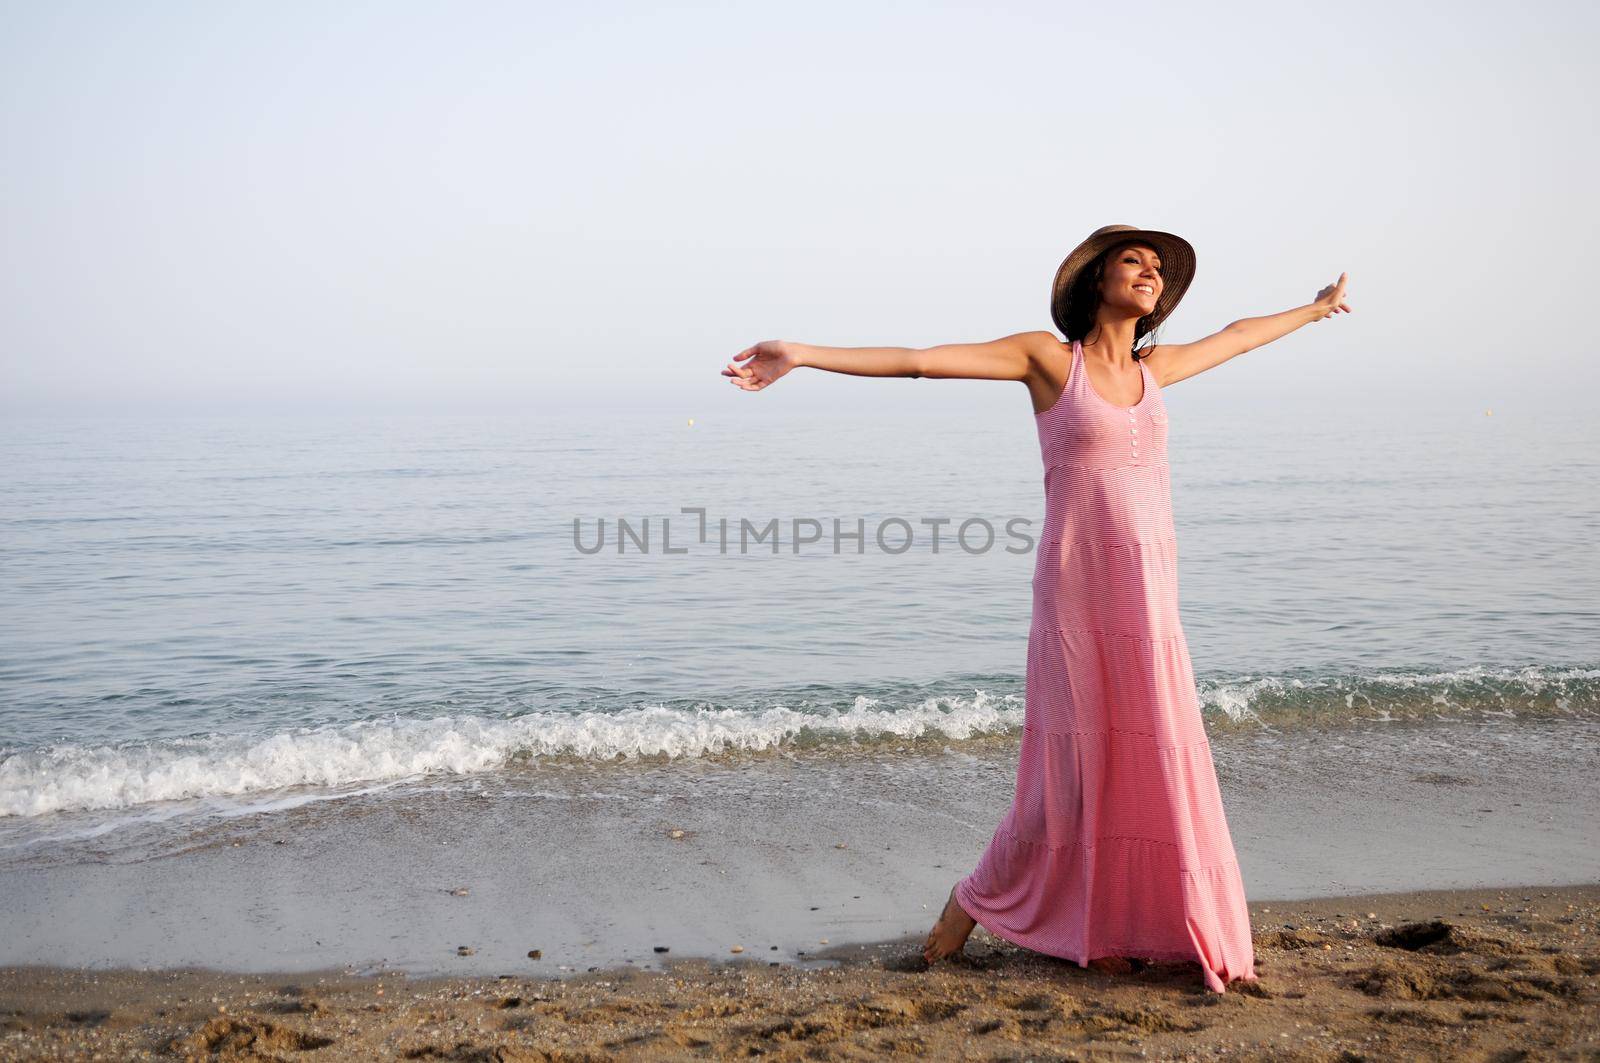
[
  {"left": 3, "top": 716, "right": 1597, "bottom": 1057},
  {"left": 4, "top": 717, "right": 1596, "bottom": 980},
  {"left": 3, "top": 881, "right": 1596, "bottom": 1060}
]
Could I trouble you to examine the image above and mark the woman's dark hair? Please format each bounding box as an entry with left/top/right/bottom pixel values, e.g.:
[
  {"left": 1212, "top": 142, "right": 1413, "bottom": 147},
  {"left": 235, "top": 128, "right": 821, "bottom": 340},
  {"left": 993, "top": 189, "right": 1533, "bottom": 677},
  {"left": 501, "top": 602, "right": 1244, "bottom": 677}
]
[{"left": 1062, "top": 243, "right": 1163, "bottom": 361}]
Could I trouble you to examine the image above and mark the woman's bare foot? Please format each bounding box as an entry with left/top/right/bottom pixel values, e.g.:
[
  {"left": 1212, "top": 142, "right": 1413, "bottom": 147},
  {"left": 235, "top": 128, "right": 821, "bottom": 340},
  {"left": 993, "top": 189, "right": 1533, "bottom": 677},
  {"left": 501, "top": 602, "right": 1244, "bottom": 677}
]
[
  {"left": 1087, "top": 955, "right": 1135, "bottom": 976},
  {"left": 922, "top": 884, "right": 977, "bottom": 965}
]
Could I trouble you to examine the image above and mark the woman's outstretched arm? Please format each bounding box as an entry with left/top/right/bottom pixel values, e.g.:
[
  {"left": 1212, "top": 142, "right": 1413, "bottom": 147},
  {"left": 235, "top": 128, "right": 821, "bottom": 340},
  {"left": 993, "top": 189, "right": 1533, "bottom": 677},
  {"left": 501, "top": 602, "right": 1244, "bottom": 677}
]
[
  {"left": 1143, "top": 272, "right": 1351, "bottom": 388},
  {"left": 723, "top": 332, "right": 1051, "bottom": 393}
]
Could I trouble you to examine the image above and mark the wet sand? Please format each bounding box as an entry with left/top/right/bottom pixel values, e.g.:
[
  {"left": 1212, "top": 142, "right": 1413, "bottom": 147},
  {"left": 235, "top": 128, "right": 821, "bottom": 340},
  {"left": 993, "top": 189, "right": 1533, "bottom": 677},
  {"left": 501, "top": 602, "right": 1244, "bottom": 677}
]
[{"left": 2, "top": 882, "right": 1597, "bottom": 1060}]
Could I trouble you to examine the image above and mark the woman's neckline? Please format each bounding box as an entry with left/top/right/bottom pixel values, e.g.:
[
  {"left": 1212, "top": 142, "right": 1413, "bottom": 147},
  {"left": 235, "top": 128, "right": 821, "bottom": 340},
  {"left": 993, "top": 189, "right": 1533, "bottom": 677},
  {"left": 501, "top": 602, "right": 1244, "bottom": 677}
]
[{"left": 1074, "top": 338, "right": 1147, "bottom": 413}]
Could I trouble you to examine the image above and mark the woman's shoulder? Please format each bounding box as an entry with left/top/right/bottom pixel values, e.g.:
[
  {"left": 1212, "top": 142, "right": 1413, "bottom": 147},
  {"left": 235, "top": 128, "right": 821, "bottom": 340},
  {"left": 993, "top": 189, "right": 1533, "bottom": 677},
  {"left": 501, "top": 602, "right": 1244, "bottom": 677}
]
[
  {"left": 1026, "top": 332, "right": 1074, "bottom": 414},
  {"left": 1024, "top": 331, "right": 1070, "bottom": 366}
]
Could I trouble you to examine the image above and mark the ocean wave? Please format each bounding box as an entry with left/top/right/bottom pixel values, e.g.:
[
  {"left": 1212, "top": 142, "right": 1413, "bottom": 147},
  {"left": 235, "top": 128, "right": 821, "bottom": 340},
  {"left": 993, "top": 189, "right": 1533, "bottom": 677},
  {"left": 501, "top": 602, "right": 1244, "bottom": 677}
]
[
  {"left": 1198, "top": 663, "right": 1600, "bottom": 728},
  {"left": 0, "top": 691, "right": 1023, "bottom": 817},
  {"left": 2, "top": 664, "right": 1595, "bottom": 818}
]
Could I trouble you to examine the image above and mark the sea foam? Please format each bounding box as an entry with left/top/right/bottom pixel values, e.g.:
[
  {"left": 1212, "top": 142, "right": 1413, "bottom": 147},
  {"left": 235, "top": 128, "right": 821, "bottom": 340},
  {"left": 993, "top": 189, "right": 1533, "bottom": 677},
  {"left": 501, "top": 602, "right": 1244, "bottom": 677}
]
[{"left": 0, "top": 690, "right": 1023, "bottom": 817}]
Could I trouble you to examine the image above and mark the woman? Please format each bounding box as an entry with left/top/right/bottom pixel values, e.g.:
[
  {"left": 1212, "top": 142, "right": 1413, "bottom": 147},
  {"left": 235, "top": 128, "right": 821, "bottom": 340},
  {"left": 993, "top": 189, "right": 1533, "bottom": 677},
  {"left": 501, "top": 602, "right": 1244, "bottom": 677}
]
[{"left": 722, "top": 224, "right": 1351, "bottom": 994}]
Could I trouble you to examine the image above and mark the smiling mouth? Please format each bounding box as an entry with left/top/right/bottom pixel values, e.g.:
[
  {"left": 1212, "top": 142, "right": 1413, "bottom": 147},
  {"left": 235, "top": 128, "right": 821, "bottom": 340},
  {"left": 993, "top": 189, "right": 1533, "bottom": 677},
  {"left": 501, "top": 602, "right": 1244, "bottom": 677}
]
[{"left": 1133, "top": 285, "right": 1155, "bottom": 295}]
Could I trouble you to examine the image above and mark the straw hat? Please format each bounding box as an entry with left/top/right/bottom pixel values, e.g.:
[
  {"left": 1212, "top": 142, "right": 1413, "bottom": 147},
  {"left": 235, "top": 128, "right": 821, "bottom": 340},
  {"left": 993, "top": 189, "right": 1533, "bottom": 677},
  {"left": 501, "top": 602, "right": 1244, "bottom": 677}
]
[{"left": 1049, "top": 224, "right": 1196, "bottom": 338}]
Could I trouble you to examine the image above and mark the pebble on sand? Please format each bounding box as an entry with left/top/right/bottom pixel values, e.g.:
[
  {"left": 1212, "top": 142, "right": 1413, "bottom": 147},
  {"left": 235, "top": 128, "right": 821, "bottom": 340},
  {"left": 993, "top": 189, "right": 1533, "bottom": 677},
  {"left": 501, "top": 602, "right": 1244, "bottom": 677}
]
[
  {"left": 730, "top": 945, "right": 744, "bottom": 954},
  {"left": 527, "top": 950, "right": 542, "bottom": 960},
  {"left": 457, "top": 946, "right": 475, "bottom": 957}
]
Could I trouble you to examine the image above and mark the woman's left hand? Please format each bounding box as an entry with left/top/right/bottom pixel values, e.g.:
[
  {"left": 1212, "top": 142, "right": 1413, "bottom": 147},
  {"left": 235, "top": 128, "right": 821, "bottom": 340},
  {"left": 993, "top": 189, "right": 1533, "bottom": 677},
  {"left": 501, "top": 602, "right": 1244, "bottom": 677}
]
[{"left": 1312, "top": 272, "right": 1352, "bottom": 319}]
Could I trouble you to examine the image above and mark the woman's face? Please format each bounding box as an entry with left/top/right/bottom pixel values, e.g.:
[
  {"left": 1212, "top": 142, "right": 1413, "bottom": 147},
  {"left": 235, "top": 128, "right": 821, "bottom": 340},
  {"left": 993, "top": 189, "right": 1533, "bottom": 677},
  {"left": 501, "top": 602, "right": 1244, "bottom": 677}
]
[{"left": 1098, "top": 242, "right": 1163, "bottom": 317}]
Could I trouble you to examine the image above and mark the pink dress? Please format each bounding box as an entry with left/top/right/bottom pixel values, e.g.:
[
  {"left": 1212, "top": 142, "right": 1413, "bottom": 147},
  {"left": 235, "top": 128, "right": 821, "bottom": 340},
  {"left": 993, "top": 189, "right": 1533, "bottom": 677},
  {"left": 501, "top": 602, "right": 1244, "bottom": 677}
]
[{"left": 954, "top": 338, "right": 1259, "bottom": 994}]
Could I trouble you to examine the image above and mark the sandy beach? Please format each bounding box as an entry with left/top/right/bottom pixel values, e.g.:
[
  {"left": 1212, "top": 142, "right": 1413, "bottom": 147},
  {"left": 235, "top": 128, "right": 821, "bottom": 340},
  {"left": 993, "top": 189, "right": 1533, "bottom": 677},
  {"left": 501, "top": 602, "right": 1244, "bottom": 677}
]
[
  {"left": 1, "top": 717, "right": 1598, "bottom": 1059},
  {"left": 0, "top": 882, "right": 1595, "bottom": 1060}
]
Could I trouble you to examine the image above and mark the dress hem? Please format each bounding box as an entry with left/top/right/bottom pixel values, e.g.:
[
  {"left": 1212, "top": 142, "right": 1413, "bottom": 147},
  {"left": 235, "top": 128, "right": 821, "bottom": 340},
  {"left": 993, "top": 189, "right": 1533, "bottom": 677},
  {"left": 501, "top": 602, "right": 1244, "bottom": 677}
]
[{"left": 954, "top": 877, "right": 1257, "bottom": 994}]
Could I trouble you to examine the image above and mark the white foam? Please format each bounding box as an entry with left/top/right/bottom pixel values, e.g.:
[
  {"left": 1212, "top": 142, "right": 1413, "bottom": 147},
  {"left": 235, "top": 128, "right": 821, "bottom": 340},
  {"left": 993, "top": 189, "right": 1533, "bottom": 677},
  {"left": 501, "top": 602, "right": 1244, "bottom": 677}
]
[
  {"left": 1197, "top": 664, "right": 1600, "bottom": 722},
  {"left": 5, "top": 665, "right": 1592, "bottom": 820},
  {"left": 0, "top": 691, "right": 1023, "bottom": 818}
]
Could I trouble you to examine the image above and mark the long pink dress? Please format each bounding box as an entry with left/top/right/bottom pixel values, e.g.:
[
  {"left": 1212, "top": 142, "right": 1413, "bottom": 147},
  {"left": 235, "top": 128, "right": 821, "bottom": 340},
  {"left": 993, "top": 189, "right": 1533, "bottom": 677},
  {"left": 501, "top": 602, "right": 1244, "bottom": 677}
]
[{"left": 954, "top": 338, "right": 1259, "bottom": 994}]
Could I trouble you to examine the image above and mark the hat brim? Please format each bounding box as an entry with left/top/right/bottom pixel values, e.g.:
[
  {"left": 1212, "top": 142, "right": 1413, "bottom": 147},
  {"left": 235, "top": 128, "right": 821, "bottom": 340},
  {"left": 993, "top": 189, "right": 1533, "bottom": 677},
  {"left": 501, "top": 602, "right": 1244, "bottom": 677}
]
[{"left": 1050, "top": 226, "right": 1196, "bottom": 338}]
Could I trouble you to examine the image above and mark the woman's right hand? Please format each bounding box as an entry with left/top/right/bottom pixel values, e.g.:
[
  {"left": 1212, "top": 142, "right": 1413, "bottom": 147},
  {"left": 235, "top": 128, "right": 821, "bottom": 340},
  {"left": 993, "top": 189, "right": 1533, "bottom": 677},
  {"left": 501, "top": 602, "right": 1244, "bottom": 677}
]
[
  {"left": 1311, "top": 272, "right": 1351, "bottom": 320},
  {"left": 723, "top": 340, "right": 800, "bottom": 393}
]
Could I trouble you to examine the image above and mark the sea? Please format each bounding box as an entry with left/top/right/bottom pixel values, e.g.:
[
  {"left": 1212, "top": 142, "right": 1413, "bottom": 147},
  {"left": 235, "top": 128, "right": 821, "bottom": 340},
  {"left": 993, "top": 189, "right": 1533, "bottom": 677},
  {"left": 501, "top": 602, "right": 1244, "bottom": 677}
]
[{"left": 1, "top": 400, "right": 1596, "bottom": 860}]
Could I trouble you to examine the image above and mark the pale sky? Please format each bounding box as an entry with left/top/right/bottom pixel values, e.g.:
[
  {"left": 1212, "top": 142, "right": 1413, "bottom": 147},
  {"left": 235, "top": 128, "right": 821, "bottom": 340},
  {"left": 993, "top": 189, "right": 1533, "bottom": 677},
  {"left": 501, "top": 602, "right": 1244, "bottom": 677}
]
[{"left": 1, "top": 0, "right": 1595, "bottom": 416}]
